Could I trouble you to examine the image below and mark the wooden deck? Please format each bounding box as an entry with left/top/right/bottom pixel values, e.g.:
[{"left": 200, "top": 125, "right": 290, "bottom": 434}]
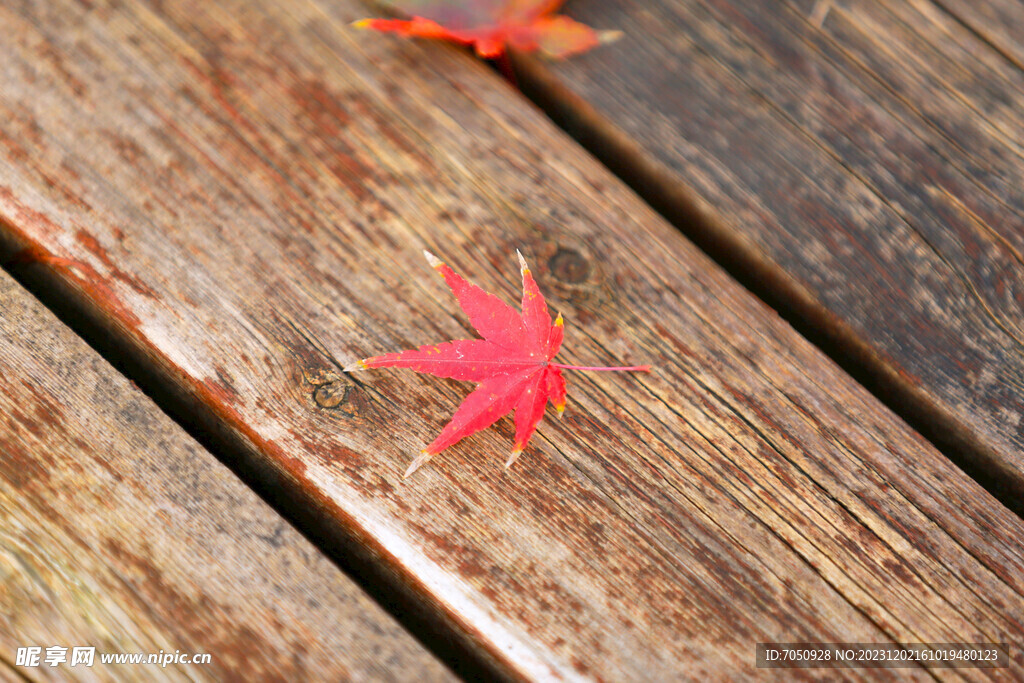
[
  {"left": 1, "top": 0, "right": 1022, "bottom": 680},
  {"left": 521, "top": 0, "right": 1024, "bottom": 509},
  {"left": 0, "top": 269, "right": 451, "bottom": 681}
]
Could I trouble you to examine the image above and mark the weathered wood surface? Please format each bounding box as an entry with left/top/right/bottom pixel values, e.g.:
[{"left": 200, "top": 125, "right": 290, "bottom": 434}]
[
  {"left": 1, "top": 0, "right": 1023, "bottom": 679},
  {"left": 0, "top": 269, "right": 452, "bottom": 681},
  {"left": 934, "top": 0, "right": 1024, "bottom": 69},
  {"left": 523, "top": 0, "right": 1024, "bottom": 505}
]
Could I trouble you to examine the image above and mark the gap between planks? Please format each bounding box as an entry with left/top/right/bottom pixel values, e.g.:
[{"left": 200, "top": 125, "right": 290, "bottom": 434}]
[
  {"left": 0, "top": 235, "right": 504, "bottom": 682},
  {"left": 509, "top": 36, "right": 1024, "bottom": 522},
  {"left": 928, "top": 0, "right": 1024, "bottom": 73}
]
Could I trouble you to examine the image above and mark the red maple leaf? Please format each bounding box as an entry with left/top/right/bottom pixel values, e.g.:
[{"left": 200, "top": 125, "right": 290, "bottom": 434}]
[
  {"left": 353, "top": 0, "right": 622, "bottom": 59},
  {"left": 346, "top": 251, "right": 650, "bottom": 477}
]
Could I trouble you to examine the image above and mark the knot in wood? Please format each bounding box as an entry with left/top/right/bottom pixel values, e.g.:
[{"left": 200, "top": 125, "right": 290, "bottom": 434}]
[
  {"left": 313, "top": 381, "right": 351, "bottom": 411},
  {"left": 548, "top": 247, "right": 591, "bottom": 284}
]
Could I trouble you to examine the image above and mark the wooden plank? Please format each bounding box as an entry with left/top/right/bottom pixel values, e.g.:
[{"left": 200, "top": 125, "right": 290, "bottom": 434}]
[
  {"left": 518, "top": 0, "right": 1024, "bottom": 507},
  {"left": 931, "top": 0, "right": 1024, "bottom": 69},
  {"left": 0, "top": 268, "right": 453, "bottom": 681},
  {"left": 1, "top": 0, "right": 1023, "bottom": 678}
]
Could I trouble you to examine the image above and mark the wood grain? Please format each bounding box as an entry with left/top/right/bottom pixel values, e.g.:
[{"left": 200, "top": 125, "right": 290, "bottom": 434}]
[
  {"left": 524, "top": 0, "right": 1024, "bottom": 509},
  {"left": 1, "top": 0, "right": 1023, "bottom": 678},
  {"left": 931, "top": 0, "right": 1024, "bottom": 69},
  {"left": 0, "top": 269, "right": 452, "bottom": 681}
]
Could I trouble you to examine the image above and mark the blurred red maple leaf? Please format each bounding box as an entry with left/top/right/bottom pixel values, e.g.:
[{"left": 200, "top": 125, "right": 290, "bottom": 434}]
[
  {"left": 346, "top": 250, "right": 650, "bottom": 477},
  {"left": 353, "top": 0, "right": 622, "bottom": 59}
]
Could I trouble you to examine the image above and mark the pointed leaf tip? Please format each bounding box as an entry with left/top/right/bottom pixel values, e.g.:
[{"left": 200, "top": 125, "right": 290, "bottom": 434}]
[
  {"left": 517, "top": 249, "right": 528, "bottom": 273},
  {"left": 343, "top": 359, "right": 365, "bottom": 372},
  {"left": 599, "top": 30, "right": 624, "bottom": 45},
  {"left": 404, "top": 450, "right": 433, "bottom": 478},
  {"left": 352, "top": 19, "right": 372, "bottom": 29},
  {"left": 423, "top": 250, "right": 443, "bottom": 269},
  {"left": 505, "top": 449, "right": 523, "bottom": 468}
]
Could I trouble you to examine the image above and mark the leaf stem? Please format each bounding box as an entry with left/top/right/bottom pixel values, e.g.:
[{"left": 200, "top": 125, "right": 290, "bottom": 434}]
[{"left": 550, "top": 363, "right": 651, "bottom": 372}]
